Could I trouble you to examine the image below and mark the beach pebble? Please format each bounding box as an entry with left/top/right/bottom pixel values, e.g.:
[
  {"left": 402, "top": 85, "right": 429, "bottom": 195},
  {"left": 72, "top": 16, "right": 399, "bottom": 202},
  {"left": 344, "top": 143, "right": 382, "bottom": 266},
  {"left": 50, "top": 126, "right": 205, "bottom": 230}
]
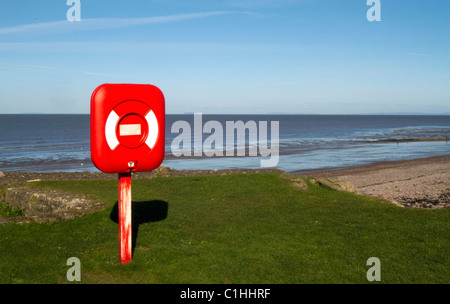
[
  {"left": 0, "top": 171, "right": 5, "bottom": 178},
  {"left": 26, "top": 179, "right": 41, "bottom": 183}
]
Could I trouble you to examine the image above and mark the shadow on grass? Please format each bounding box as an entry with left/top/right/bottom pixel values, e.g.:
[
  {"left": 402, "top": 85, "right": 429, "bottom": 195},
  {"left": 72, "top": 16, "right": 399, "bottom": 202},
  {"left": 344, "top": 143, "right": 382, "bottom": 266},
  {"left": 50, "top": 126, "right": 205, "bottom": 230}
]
[{"left": 110, "top": 200, "right": 168, "bottom": 256}]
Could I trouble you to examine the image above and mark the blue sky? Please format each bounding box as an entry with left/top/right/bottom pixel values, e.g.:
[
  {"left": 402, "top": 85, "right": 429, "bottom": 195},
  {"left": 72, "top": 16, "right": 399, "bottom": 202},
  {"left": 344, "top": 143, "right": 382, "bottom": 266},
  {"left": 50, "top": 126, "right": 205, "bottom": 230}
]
[{"left": 0, "top": 0, "right": 448, "bottom": 114}]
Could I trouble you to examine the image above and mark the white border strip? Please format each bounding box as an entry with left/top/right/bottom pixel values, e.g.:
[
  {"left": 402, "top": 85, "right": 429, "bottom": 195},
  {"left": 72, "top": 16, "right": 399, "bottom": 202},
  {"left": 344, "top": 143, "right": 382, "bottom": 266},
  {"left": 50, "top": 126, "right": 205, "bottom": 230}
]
[
  {"left": 105, "top": 110, "right": 120, "bottom": 150},
  {"left": 145, "top": 110, "right": 159, "bottom": 149}
]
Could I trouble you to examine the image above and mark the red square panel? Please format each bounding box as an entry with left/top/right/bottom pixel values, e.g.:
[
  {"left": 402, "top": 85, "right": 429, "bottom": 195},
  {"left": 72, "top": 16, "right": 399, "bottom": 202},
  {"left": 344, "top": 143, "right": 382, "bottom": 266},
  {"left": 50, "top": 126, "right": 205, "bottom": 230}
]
[{"left": 91, "top": 83, "right": 165, "bottom": 173}]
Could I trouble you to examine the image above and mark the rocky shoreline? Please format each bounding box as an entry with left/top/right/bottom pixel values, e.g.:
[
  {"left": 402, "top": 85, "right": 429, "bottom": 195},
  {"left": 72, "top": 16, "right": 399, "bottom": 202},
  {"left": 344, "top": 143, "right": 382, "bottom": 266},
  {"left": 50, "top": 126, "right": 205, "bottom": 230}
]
[
  {"left": 1, "top": 155, "right": 449, "bottom": 223},
  {"left": 0, "top": 167, "right": 283, "bottom": 187}
]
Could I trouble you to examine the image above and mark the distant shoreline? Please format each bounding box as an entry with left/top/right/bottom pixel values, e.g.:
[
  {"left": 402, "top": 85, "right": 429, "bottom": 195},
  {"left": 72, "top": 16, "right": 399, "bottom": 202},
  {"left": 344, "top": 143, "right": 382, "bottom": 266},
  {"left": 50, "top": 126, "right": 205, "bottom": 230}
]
[{"left": 1, "top": 113, "right": 450, "bottom": 116}]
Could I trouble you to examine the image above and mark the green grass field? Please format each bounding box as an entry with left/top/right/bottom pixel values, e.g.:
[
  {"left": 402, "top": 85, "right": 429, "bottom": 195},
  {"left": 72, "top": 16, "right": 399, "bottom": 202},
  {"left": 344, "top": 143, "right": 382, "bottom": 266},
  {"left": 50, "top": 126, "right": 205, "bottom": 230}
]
[{"left": 0, "top": 173, "right": 448, "bottom": 283}]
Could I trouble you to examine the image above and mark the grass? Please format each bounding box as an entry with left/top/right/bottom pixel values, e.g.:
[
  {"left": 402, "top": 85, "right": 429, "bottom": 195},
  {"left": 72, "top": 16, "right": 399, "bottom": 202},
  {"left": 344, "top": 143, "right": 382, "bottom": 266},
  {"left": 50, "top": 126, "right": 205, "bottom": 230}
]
[
  {"left": 0, "top": 173, "right": 448, "bottom": 283},
  {"left": 0, "top": 202, "right": 24, "bottom": 217}
]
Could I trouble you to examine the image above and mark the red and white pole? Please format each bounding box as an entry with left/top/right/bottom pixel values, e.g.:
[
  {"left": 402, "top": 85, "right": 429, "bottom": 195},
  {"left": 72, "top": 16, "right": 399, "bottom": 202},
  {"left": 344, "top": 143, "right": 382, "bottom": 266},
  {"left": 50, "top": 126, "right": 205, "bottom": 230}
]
[{"left": 118, "top": 172, "right": 132, "bottom": 264}]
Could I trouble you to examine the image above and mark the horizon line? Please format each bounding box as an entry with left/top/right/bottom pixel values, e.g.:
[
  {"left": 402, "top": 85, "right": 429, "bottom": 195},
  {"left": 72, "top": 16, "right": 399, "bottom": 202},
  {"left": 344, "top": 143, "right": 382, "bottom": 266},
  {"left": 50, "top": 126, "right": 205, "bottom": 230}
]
[{"left": 2, "top": 112, "right": 449, "bottom": 116}]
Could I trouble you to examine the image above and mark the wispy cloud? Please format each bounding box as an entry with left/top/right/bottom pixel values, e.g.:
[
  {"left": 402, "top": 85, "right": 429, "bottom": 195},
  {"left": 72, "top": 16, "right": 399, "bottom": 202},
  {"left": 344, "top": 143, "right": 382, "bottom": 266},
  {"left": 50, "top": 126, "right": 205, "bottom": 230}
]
[
  {"left": 0, "top": 11, "right": 232, "bottom": 35},
  {"left": 0, "top": 41, "right": 298, "bottom": 54},
  {"left": 0, "top": 62, "right": 110, "bottom": 76},
  {"left": 226, "top": 0, "right": 313, "bottom": 8},
  {"left": 407, "top": 52, "right": 431, "bottom": 57}
]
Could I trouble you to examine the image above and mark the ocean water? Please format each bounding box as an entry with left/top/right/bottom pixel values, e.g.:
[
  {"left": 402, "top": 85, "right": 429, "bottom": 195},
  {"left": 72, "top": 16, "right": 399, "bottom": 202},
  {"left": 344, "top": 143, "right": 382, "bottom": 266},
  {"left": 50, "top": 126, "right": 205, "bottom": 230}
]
[{"left": 0, "top": 114, "right": 449, "bottom": 173}]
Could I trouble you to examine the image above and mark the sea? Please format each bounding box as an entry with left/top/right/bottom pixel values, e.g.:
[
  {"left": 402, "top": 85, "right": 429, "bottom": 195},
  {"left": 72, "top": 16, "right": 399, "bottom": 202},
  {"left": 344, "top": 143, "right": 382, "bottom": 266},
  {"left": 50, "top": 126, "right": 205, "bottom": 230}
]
[{"left": 0, "top": 114, "right": 449, "bottom": 173}]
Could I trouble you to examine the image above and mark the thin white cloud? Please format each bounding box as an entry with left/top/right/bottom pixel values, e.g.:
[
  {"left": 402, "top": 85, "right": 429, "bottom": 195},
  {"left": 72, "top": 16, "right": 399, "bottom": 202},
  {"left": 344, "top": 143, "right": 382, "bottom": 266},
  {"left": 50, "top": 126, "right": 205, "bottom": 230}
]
[
  {"left": 407, "top": 52, "right": 431, "bottom": 57},
  {"left": 226, "top": 0, "right": 313, "bottom": 8},
  {"left": 0, "top": 11, "right": 232, "bottom": 35},
  {"left": 0, "top": 41, "right": 297, "bottom": 54},
  {"left": 0, "top": 62, "right": 110, "bottom": 76}
]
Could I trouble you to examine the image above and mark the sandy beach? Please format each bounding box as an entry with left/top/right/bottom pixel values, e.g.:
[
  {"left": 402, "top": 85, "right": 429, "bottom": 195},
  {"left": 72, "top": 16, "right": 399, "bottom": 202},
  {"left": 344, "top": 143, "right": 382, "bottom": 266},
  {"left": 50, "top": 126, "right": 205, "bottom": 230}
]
[{"left": 307, "top": 155, "right": 450, "bottom": 208}]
